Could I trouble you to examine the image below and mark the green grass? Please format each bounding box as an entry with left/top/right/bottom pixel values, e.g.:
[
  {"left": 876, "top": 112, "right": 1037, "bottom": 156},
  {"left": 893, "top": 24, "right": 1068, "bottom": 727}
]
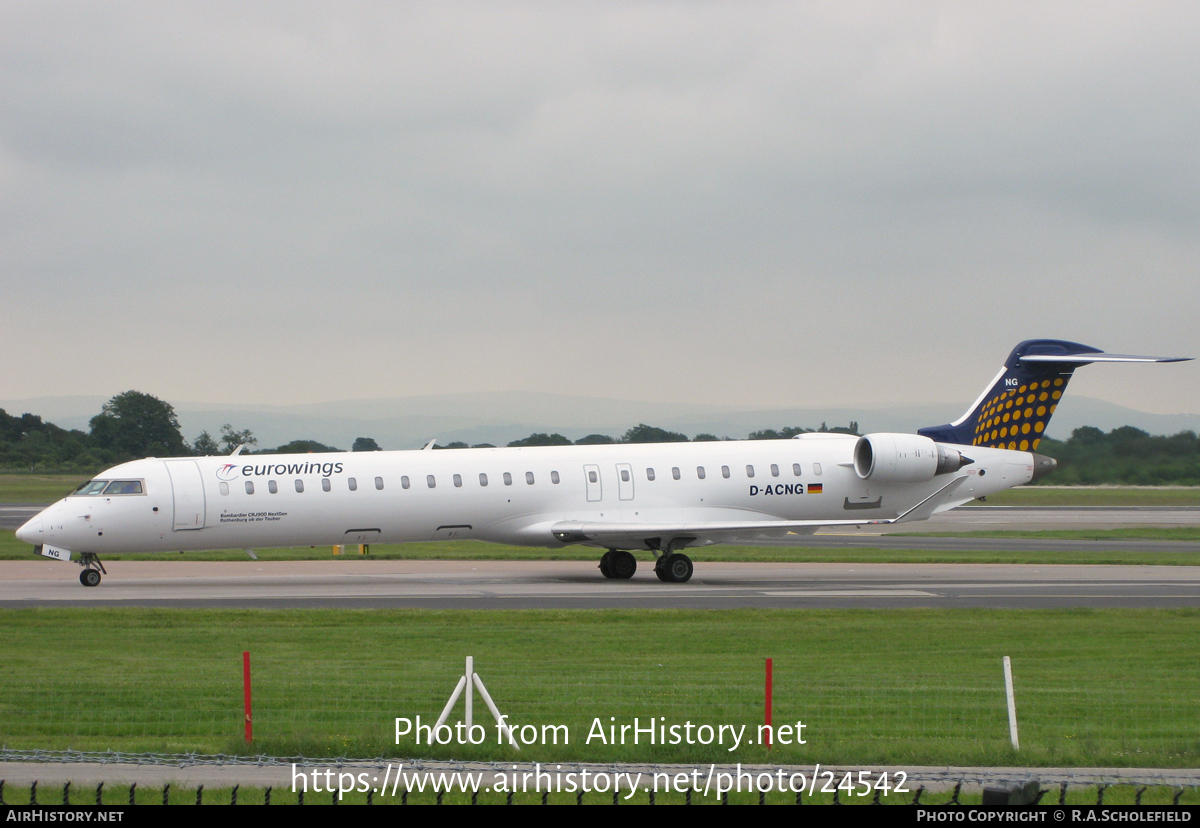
[
  {"left": 985, "top": 487, "right": 1200, "bottom": 506},
  {"left": 0, "top": 474, "right": 90, "bottom": 503},
  {"left": 1, "top": 781, "right": 1197, "bottom": 806},
  {"left": 914, "top": 527, "right": 1200, "bottom": 542},
  {"left": 5, "top": 529, "right": 1200, "bottom": 566},
  {"left": 1, "top": 608, "right": 1198, "bottom": 768}
]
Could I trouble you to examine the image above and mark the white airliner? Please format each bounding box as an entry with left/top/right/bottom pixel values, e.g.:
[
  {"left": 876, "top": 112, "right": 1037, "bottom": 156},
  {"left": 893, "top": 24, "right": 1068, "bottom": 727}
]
[{"left": 15, "top": 340, "right": 1190, "bottom": 587}]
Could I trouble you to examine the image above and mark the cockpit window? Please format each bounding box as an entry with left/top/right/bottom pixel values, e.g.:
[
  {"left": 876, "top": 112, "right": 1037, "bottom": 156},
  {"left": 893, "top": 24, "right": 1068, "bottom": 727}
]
[
  {"left": 73, "top": 480, "right": 110, "bottom": 496},
  {"left": 101, "top": 480, "right": 144, "bottom": 495}
]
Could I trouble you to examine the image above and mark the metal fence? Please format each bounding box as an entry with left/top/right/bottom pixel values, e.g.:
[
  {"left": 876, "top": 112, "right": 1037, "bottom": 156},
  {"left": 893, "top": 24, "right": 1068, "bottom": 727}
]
[{"left": 2, "top": 749, "right": 1198, "bottom": 806}]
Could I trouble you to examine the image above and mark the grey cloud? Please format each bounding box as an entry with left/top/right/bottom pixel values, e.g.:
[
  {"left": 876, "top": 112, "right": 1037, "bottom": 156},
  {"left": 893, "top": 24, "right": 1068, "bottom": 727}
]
[{"left": 1, "top": 2, "right": 1196, "bottom": 414}]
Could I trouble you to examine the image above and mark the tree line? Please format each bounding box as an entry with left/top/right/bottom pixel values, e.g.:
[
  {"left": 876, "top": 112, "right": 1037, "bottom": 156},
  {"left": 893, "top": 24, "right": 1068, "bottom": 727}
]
[
  {"left": 438, "top": 421, "right": 861, "bottom": 450},
  {"left": 2, "top": 391, "right": 1199, "bottom": 484},
  {"left": 1029, "top": 427, "right": 1200, "bottom": 485},
  {"left": 0, "top": 391, "right": 360, "bottom": 471}
]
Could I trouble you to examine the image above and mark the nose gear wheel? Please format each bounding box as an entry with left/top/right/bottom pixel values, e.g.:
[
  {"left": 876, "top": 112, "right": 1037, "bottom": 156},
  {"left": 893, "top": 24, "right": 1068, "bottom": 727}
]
[{"left": 77, "top": 553, "right": 106, "bottom": 587}]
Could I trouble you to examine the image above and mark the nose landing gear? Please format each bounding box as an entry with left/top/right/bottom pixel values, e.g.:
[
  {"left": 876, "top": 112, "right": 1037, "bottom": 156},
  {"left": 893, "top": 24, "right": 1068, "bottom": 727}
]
[{"left": 78, "top": 553, "right": 106, "bottom": 587}]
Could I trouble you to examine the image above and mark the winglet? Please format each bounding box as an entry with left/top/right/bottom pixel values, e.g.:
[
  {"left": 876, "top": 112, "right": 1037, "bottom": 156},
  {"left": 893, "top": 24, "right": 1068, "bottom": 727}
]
[
  {"left": 422, "top": 439, "right": 437, "bottom": 451},
  {"left": 894, "top": 475, "right": 969, "bottom": 523}
]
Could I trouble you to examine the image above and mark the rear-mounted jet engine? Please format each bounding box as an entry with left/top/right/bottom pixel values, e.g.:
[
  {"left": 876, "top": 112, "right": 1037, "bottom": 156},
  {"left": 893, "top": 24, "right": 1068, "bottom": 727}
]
[{"left": 852, "top": 433, "right": 972, "bottom": 484}]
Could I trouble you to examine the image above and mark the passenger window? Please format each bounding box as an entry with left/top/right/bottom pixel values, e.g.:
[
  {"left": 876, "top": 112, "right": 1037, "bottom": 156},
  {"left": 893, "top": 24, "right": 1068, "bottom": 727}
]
[
  {"left": 427, "top": 475, "right": 436, "bottom": 488},
  {"left": 696, "top": 466, "right": 706, "bottom": 480},
  {"left": 322, "top": 478, "right": 331, "bottom": 492},
  {"left": 348, "top": 477, "right": 357, "bottom": 491},
  {"left": 219, "top": 482, "right": 229, "bottom": 495},
  {"left": 295, "top": 479, "right": 304, "bottom": 493},
  {"left": 620, "top": 469, "right": 630, "bottom": 482},
  {"left": 746, "top": 465, "right": 755, "bottom": 478},
  {"left": 792, "top": 463, "right": 802, "bottom": 476},
  {"left": 551, "top": 471, "right": 560, "bottom": 484},
  {"left": 400, "top": 476, "right": 409, "bottom": 489},
  {"left": 646, "top": 468, "right": 656, "bottom": 481},
  {"left": 671, "top": 467, "right": 681, "bottom": 480},
  {"left": 771, "top": 464, "right": 780, "bottom": 477},
  {"left": 721, "top": 466, "right": 730, "bottom": 479},
  {"left": 268, "top": 480, "right": 278, "bottom": 494},
  {"left": 378, "top": 476, "right": 387, "bottom": 490},
  {"left": 526, "top": 471, "right": 535, "bottom": 485},
  {"left": 479, "top": 473, "right": 489, "bottom": 487},
  {"left": 587, "top": 471, "right": 596, "bottom": 484},
  {"left": 505, "top": 472, "right": 514, "bottom": 486},
  {"left": 245, "top": 481, "right": 255, "bottom": 495},
  {"left": 813, "top": 463, "right": 822, "bottom": 476},
  {"left": 453, "top": 474, "right": 462, "bottom": 487}
]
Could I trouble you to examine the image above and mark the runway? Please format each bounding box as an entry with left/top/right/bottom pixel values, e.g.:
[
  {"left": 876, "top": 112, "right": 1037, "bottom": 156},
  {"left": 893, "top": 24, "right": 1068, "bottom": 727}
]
[
  {"left": 0, "top": 503, "right": 42, "bottom": 530},
  {"left": 3, "top": 558, "right": 1199, "bottom": 609},
  {"left": 7, "top": 502, "right": 1200, "bottom": 534},
  {"left": 4, "top": 501, "right": 1199, "bottom": 609},
  {"left": 866, "top": 505, "right": 1200, "bottom": 533},
  {"left": 7, "top": 504, "right": 1200, "bottom": 555}
]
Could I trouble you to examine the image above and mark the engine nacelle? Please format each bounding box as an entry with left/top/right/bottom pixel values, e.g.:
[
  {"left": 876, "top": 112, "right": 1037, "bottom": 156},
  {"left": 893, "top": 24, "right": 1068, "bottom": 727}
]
[{"left": 853, "top": 433, "right": 971, "bottom": 483}]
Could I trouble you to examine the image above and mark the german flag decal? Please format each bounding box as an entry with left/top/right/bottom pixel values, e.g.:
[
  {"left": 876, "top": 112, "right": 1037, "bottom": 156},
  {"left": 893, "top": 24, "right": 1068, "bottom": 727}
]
[{"left": 808, "top": 483, "right": 823, "bottom": 494}]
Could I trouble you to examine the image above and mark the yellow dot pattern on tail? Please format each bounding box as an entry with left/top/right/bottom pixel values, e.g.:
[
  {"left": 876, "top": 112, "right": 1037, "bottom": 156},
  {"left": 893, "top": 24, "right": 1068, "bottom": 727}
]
[{"left": 970, "top": 377, "right": 1066, "bottom": 449}]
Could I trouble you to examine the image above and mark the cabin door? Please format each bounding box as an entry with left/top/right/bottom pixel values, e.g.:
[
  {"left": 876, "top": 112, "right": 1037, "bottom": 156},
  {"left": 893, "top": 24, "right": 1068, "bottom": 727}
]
[{"left": 164, "top": 460, "right": 206, "bottom": 530}]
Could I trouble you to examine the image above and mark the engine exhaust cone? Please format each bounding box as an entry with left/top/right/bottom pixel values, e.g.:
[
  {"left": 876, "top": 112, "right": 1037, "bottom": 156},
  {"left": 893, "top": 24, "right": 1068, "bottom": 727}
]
[
  {"left": 936, "top": 445, "right": 972, "bottom": 475},
  {"left": 1030, "top": 454, "right": 1057, "bottom": 481}
]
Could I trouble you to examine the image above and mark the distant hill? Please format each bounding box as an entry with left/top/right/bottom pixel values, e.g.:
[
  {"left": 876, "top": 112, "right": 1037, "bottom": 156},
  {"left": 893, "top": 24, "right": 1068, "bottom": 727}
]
[{"left": 2, "top": 392, "right": 1197, "bottom": 452}]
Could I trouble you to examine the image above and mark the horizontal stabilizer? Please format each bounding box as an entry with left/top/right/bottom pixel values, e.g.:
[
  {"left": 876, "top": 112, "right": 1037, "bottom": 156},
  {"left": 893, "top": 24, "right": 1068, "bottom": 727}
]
[{"left": 1020, "top": 353, "right": 1191, "bottom": 364}]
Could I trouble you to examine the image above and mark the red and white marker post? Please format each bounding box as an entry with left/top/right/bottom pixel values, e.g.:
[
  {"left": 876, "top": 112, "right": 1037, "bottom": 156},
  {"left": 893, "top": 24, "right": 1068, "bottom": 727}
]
[
  {"left": 243, "top": 651, "right": 253, "bottom": 743},
  {"left": 764, "top": 657, "right": 773, "bottom": 750}
]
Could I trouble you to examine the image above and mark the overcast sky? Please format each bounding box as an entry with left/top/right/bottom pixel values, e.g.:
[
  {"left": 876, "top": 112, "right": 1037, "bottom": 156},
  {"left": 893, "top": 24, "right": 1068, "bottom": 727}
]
[{"left": 2, "top": 1, "right": 1197, "bottom": 415}]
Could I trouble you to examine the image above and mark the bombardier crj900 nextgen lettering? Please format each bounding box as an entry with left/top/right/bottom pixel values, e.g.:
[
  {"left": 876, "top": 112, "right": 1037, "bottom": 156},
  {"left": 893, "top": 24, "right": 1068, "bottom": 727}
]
[{"left": 16, "top": 340, "right": 1192, "bottom": 587}]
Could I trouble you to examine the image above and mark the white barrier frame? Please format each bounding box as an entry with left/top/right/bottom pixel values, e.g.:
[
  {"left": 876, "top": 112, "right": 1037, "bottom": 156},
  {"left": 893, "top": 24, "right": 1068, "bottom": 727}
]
[{"left": 434, "top": 656, "right": 519, "bottom": 750}]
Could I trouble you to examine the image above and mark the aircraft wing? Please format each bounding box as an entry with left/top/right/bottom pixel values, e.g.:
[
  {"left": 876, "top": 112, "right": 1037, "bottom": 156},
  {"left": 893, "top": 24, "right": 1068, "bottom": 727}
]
[
  {"left": 551, "top": 517, "right": 884, "bottom": 545},
  {"left": 551, "top": 476, "right": 968, "bottom": 545}
]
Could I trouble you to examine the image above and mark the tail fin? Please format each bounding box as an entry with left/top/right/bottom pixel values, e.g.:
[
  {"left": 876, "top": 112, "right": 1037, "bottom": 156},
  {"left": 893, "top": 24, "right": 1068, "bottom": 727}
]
[{"left": 918, "top": 339, "right": 1191, "bottom": 449}]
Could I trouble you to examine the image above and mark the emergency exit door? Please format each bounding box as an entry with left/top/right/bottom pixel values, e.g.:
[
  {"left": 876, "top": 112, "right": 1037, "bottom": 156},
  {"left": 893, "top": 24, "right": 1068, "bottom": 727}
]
[
  {"left": 616, "top": 463, "right": 634, "bottom": 501},
  {"left": 583, "top": 464, "right": 602, "bottom": 502}
]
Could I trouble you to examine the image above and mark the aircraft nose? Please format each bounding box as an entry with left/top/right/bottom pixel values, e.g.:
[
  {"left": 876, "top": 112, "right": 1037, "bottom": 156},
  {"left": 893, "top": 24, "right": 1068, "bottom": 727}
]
[{"left": 16, "top": 513, "right": 44, "bottom": 545}]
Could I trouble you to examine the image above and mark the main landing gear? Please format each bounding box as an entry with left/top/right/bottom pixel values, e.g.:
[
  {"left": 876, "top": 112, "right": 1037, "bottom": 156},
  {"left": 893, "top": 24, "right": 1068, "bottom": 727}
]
[
  {"left": 654, "top": 552, "right": 693, "bottom": 584},
  {"left": 653, "top": 537, "right": 694, "bottom": 583},
  {"left": 599, "top": 549, "right": 637, "bottom": 579},
  {"left": 597, "top": 544, "right": 695, "bottom": 583},
  {"left": 78, "top": 553, "right": 106, "bottom": 587}
]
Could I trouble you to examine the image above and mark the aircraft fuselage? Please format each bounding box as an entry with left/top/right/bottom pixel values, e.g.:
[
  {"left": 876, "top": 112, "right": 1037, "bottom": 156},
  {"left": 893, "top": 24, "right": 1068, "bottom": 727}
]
[{"left": 19, "top": 435, "right": 1032, "bottom": 556}]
